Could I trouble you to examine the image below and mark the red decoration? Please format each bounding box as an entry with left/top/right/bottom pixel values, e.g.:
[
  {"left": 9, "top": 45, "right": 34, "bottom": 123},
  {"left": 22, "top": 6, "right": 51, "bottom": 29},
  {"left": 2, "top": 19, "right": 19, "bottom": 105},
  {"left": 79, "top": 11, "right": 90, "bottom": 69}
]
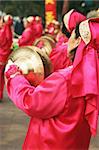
[{"left": 45, "top": 0, "right": 57, "bottom": 25}]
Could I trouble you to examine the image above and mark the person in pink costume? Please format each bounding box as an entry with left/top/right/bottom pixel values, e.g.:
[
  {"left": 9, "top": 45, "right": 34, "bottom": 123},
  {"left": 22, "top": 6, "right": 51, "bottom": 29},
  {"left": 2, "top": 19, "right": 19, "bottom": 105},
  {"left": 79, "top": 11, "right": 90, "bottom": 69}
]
[
  {"left": 0, "top": 15, "right": 13, "bottom": 101},
  {"left": 32, "top": 16, "right": 43, "bottom": 40},
  {"left": 4, "top": 17, "right": 99, "bottom": 149},
  {"left": 18, "top": 16, "right": 35, "bottom": 46},
  {"left": 50, "top": 9, "right": 86, "bottom": 72},
  {"left": 45, "top": 22, "right": 70, "bottom": 72},
  {"left": 18, "top": 16, "right": 43, "bottom": 47}
]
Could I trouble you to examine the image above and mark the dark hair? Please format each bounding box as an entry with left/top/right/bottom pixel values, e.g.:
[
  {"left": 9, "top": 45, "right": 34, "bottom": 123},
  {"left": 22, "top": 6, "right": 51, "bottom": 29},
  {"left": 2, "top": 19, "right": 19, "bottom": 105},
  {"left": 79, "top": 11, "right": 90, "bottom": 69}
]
[
  {"left": 61, "top": 13, "right": 71, "bottom": 38},
  {"left": 70, "top": 47, "right": 77, "bottom": 62},
  {"left": 75, "top": 23, "right": 80, "bottom": 39},
  {"left": 62, "top": 22, "right": 71, "bottom": 38},
  {"left": 70, "top": 23, "right": 81, "bottom": 62}
]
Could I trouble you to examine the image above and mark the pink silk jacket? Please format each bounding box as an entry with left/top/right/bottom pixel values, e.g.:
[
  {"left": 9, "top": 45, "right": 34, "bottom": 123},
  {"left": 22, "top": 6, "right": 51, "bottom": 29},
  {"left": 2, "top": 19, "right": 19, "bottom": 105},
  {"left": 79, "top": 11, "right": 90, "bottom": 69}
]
[
  {"left": 50, "top": 44, "right": 71, "bottom": 71},
  {"left": 6, "top": 67, "right": 91, "bottom": 150}
]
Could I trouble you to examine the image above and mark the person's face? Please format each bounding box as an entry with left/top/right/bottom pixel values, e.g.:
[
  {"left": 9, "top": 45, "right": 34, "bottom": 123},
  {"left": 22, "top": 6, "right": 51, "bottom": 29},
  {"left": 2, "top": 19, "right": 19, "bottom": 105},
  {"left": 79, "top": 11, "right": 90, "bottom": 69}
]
[
  {"left": 23, "top": 20, "right": 28, "bottom": 28},
  {"left": 67, "top": 30, "right": 81, "bottom": 59}
]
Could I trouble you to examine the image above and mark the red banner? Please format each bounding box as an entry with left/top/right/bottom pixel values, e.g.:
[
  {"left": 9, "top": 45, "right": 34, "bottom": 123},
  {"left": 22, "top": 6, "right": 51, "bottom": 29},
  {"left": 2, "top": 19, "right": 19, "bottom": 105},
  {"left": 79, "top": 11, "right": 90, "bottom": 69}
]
[{"left": 45, "top": 0, "right": 57, "bottom": 25}]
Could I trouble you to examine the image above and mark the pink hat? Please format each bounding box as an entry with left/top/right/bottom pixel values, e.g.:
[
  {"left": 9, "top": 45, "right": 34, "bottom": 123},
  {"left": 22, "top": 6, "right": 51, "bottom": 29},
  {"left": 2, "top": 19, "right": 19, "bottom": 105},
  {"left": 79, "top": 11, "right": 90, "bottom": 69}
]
[
  {"left": 26, "top": 16, "right": 35, "bottom": 26},
  {"left": 4, "top": 14, "right": 13, "bottom": 26},
  {"left": 71, "top": 18, "right": 99, "bottom": 136},
  {"left": 63, "top": 9, "right": 86, "bottom": 33}
]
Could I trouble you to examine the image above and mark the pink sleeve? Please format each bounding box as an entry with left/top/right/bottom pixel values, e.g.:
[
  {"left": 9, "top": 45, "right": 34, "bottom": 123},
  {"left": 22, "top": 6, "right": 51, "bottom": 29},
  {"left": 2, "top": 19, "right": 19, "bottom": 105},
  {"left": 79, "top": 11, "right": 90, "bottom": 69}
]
[
  {"left": 7, "top": 72, "right": 67, "bottom": 119},
  {"left": 5, "top": 24, "right": 12, "bottom": 48},
  {"left": 18, "top": 29, "right": 32, "bottom": 46},
  {"left": 0, "top": 27, "right": 7, "bottom": 46},
  {"left": 50, "top": 45, "right": 71, "bottom": 71}
]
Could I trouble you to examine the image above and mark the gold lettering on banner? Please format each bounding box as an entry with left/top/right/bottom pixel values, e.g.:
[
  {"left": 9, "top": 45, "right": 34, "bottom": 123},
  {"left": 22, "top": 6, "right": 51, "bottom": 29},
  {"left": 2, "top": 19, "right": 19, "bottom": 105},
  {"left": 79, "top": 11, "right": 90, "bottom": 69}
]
[
  {"left": 46, "top": 11, "right": 54, "bottom": 23},
  {"left": 45, "top": 0, "right": 54, "bottom": 4}
]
